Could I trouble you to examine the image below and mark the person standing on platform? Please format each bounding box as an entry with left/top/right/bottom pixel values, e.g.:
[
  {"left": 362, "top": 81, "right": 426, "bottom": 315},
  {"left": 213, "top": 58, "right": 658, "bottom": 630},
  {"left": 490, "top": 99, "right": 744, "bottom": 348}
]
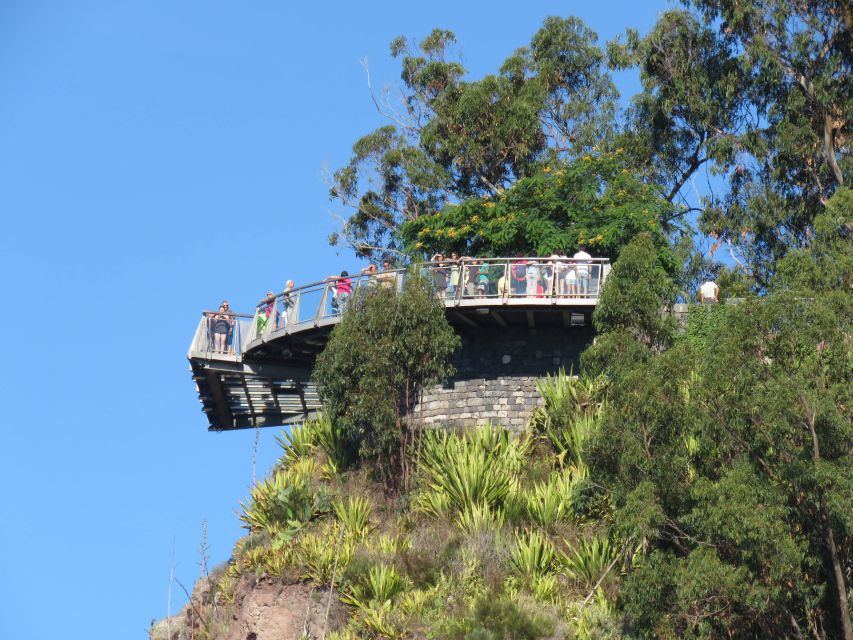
[
  {"left": 573, "top": 245, "right": 592, "bottom": 295},
  {"left": 257, "top": 291, "right": 277, "bottom": 335},
  {"left": 281, "top": 280, "right": 295, "bottom": 328},
  {"left": 526, "top": 260, "right": 540, "bottom": 297},
  {"left": 699, "top": 278, "right": 719, "bottom": 304}
]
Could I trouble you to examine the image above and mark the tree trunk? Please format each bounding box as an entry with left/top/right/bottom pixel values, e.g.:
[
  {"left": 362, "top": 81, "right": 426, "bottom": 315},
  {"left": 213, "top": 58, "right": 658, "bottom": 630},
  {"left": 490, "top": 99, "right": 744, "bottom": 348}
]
[
  {"left": 823, "top": 113, "right": 844, "bottom": 188},
  {"left": 804, "top": 397, "right": 852, "bottom": 640},
  {"left": 824, "top": 517, "right": 852, "bottom": 640}
]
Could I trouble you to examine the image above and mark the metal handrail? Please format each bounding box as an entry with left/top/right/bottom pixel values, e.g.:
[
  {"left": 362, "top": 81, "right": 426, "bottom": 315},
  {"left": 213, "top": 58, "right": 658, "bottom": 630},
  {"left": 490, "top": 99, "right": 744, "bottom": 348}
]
[
  {"left": 189, "top": 311, "right": 254, "bottom": 359},
  {"left": 189, "top": 257, "right": 611, "bottom": 350}
]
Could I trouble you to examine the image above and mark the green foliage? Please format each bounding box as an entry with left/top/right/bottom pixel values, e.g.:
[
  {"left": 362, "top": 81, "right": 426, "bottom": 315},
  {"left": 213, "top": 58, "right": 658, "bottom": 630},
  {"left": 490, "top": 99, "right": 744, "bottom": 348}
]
[
  {"left": 591, "top": 233, "right": 677, "bottom": 347},
  {"left": 560, "top": 536, "right": 619, "bottom": 590},
  {"left": 681, "top": 303, "right": 732, "bottom": 352},
  {"left": 611, "top": 2, "right": 851, "bottom": 285},
  {"left": 588, "top": 223, "right": 853, "bottom": 637},
  {"left": 401, "top": 153, "right": 676, "bottom": 259},
  {"left": 343, "top": 563, "right": 408, "bottom": 609},
  {"left": 274, "top": 422, "right": 315, "bottom": 468},
  {"left": 237, "top": 465, "right": 328, "bottom": 539},
  {"left": 333, "top": 496, "right": 373, "bottom": 540},
  {"left": 530, "top": 369, "right": 608, "bottom": 469},
  {"left": 296, "top": 524, "right": 355, "bottom": 584},
  {"left": 508, "top": 529, "right": 556, "bottom": 581},
  {"left": 455, "top": 502, "right": 506, "bottom": 535},
  {"left": 308, "top": 411, "right": 354, "bottom": 473},
  {"left": 523, "top": 466, "right": 587, "bottom": 527},
  {"left": 314, "top": 273, "right": 460, "bottom": 487},
  {"left": 462, "top": 595, "right": 556, "bottom": 640},
  {"left": 415, "top": 425, "right": 530, "bottom": 521},
  {"left": 329, "top": 18, "right": 620, "bottom": 259}
]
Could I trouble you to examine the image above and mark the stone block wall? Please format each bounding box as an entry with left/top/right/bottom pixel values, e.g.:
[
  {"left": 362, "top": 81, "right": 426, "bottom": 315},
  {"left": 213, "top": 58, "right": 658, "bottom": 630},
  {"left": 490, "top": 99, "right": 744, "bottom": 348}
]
[{"left": 414, "top": 325, "right": 594, "bottom": 433}]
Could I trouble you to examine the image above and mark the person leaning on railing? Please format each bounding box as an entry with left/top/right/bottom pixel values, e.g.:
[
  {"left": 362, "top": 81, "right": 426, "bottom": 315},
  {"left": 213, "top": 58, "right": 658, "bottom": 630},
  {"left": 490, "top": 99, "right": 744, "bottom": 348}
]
[
  {"left": 378, "top": 260, "right": 396, "bottom": 289},
  {"left": 360, "top": 263, "right": 379, "bottom": 288},
  {"left": 327, "top": 271, "right": 352, "bottom": 314}
]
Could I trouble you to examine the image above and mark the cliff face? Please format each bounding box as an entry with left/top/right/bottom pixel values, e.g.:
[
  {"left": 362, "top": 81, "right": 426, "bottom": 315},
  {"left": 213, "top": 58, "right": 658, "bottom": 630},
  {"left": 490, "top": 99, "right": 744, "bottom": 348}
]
[{"left": 150, "top": 574, "right": 347, "bottom": 640}]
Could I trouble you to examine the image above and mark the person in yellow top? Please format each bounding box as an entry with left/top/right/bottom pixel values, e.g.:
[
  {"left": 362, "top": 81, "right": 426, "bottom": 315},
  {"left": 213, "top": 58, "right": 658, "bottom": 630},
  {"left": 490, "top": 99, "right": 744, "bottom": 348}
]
[{"left": 378, "top": 259, "right": 397, "bottom": 289}]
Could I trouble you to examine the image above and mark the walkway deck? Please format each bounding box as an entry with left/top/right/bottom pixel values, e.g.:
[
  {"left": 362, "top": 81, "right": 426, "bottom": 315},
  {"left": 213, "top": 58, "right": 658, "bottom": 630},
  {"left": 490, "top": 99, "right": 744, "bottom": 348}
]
[{"left": 188, "top": 257, "right": 610, "bottom": 430}]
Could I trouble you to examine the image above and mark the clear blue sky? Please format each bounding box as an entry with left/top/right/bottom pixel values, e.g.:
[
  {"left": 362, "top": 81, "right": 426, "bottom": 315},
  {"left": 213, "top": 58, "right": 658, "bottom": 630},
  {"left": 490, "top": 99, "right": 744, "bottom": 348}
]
[{"left": 0, "top": 2, "right": 669, "bottom": 637}]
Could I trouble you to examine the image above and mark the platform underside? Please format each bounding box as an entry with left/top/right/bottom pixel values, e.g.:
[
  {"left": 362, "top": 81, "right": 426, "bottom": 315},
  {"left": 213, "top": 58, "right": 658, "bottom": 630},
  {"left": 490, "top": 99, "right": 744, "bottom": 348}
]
[{"left": 189, "top": 303, "right": 595, "bottom": 431}]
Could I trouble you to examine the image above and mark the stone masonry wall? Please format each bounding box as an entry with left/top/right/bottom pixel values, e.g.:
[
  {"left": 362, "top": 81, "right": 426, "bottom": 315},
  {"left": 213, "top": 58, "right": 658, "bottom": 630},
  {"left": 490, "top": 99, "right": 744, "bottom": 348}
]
[{"left": 415, "top": 325, "right": 594, "bottom": 433}]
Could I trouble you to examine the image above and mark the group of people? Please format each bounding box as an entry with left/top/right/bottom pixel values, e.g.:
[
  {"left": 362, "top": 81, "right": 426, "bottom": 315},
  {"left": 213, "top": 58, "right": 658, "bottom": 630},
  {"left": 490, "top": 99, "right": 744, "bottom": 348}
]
[
  {"left": 428, "top": 247, "right": 596, "bottom": 300},
  {"left": 235, "top": 248, "right": 601, "bottom": 344},
  {"left": 211, "top": 253, "right": 719, "bottom": 352}
]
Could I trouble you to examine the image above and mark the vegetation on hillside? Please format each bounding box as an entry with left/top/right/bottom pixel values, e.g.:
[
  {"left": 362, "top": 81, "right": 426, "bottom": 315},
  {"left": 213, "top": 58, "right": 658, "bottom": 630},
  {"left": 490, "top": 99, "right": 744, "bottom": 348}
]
[
  {"left": 176, "top": 3, "right": 852, "bottom": 638},
  {"left": 183, "top": 187, "right": 850, "bottom": 640}
]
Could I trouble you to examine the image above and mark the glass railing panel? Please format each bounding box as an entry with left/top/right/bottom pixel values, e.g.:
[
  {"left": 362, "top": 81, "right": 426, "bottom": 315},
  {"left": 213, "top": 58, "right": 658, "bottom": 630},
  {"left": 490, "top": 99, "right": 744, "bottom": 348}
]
[
  {"left": 190, "top": 312, "right": 252, "bottom": 358},
  {"left": 292, "top": 285, "right": 327, "bottom": 325}
]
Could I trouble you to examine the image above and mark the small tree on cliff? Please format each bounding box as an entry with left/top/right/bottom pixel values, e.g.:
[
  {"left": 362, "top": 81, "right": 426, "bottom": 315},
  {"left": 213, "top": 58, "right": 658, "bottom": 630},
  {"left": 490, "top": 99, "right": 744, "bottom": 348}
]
[{"left": 313, "top": 273, "right": 460, "bottom": 490}]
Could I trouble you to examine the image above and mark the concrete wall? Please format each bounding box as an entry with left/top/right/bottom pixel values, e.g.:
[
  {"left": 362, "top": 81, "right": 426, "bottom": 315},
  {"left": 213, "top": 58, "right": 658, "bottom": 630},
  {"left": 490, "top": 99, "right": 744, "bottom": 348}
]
[{"left": 415, "top": 325, "right": 594, "bottom": 432}]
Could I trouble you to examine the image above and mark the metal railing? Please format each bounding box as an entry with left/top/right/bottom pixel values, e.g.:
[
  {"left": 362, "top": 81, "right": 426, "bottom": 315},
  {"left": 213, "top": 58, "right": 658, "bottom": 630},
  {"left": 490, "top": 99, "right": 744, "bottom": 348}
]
[
  {"left": 188, "top": 311, "right": 254, "bottom": 359},
  {"left": 241, "top": 257, "right": 610, "bottom": 344},
  {"left": 418, "top": 257, "right": 610, "bottom": 303}
]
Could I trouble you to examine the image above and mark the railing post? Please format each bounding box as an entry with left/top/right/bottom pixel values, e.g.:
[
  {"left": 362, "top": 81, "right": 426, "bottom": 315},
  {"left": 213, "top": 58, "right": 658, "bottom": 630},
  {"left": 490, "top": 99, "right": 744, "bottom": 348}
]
[
  {"left": 290, "top": 291, "right": 301, "bottom": 329},
  {"left": 455, "top": 260, "right": 464, "bottom": 306},
  {"left": 316, "top": 283, "right": 330, "bottom": 323}
]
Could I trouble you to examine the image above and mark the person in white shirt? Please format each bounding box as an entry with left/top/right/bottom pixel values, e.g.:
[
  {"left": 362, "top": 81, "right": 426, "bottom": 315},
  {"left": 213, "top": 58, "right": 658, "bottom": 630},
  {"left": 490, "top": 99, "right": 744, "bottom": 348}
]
[
  {"left": 546, "top": 253, "right": 560, "bottom": 295},
  {"left": 699, "top": 279, "right": 719, "bottom": 304},
  {"left": 572, "top": 245, "right": 592, "bottom": 295},
  {"left": 554, "top": 250, "right": 567, "bottom": 295}
]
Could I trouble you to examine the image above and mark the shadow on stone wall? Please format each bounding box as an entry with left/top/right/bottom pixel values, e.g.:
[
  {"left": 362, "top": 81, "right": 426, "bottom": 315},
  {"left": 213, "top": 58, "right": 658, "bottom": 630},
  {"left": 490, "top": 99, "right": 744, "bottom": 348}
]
[{"left": 415, "top": 325, "right": 594, "bottom": 432}]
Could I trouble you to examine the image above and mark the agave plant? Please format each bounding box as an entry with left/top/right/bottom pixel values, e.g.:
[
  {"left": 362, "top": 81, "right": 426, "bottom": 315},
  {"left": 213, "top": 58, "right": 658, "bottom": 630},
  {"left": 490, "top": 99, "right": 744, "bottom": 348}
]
[
  {"left": 411, "top": 488, "right": 452, "bottom": 519},
  {"left": 417, "top": 426, "right": 527, "bottom": 519},
  {"left": 560, "top": 535, "right": 619, "bottom": 590},
  {"left": 298, "top": 526, "right": 355, "bottom": 584},
  {"left": 455, "top": 502, "right": 506, "bottom": 534},
  {"left": 238, "top": 466, "right": 328, "bottom": 537},
  {"left": 356, "top": 603, "right": 402, "bottom": 639},
  {"left": 308, "top": 411, "right": 352, "bottom": 471},
  {"left": 508, "top": 529, "right": 556, "bottom": 580},
  {"left": 275, "top": 422, "right": 316, "bottom": 468},
  {"left": 343, "top": 563, "right": 408, "bottom": 609},
  {"left": 525, "top": 477, "right": 568, "bottom": 527},
  {"left": 529, "top": 369, "right": 608, "bottom": 468},
  {"left": 333, "top": 496, "right": 373, "bottom": 540}
]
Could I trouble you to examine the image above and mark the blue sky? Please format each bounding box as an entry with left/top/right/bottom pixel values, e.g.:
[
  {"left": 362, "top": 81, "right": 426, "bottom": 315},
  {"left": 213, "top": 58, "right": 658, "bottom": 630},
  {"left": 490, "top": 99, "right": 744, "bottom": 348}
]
[{"left": 0, "top": 1, "right": 669, "bottom": 637}]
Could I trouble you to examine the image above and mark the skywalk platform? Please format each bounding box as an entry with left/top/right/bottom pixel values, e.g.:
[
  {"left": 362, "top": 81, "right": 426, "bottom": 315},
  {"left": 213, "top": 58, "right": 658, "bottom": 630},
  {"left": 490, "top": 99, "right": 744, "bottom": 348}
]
[{"left": 188, "top": 258, "right": 610, "bottom": 431}]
